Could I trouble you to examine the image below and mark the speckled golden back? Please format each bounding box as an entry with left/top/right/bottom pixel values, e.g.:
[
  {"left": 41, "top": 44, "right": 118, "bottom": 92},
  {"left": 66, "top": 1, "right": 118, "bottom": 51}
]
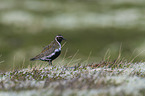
[{"left": 34, "top": 40, "right": 60, "bottom": 59}]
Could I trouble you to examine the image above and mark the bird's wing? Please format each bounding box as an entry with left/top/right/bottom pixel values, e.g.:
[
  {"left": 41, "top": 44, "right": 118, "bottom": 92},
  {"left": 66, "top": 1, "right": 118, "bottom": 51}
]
[
  {"left": 41, "top": 45, "right": 49, "bottom": 53},
  {"left": 34, "top": 41, "right": 57, "bottom": 59},
  {"left": 41, "top": 41, "right": 56, "bottom": 54}
]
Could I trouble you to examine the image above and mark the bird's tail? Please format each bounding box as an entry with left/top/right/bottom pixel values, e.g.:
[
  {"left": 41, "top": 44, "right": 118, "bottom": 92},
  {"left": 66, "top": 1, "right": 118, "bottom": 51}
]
[
  {"left": 30, "top": 57, "right": 37, "bottom": 61},
  {"left": 30, "top": 54, "right": 42, "bottom": 61}
]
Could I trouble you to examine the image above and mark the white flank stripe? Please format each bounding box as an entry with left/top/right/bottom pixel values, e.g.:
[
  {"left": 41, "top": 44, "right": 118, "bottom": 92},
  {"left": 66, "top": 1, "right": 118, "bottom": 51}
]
[
  {"left": 41, "top": 49, "right": 61, "bottom": 60},
  {"left": 41, "top": 36, "right": 62, "bottom": 60}
]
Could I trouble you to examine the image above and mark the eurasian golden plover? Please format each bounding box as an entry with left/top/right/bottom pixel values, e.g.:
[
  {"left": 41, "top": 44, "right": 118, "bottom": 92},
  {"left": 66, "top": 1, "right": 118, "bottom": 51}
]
[{"left": 30, "top": 35, "right": 66, "bottom": 65}]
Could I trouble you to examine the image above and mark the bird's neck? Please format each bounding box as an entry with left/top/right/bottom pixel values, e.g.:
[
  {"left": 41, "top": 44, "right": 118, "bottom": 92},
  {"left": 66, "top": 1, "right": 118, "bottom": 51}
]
[
  {"left": 57, "top": 39, "right": 62, "bottom": 43},
  {"left": 55, "top": 38, "right": 61, "bottom": 50}
]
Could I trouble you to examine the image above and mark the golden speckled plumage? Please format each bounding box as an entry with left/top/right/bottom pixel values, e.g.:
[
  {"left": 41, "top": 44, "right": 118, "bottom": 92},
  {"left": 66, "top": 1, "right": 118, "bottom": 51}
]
[
  {"left": 34, "top": 40, "right": 60, "bottom": 59},
  {"left": 30, "top": 35, "right": 65, "bottom": 65}
]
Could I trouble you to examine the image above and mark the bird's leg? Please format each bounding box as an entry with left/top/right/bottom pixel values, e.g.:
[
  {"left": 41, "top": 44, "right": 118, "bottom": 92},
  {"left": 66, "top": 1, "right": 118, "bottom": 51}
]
[{"left": 49, "top": 60, "right": 52, "bottom": 65}]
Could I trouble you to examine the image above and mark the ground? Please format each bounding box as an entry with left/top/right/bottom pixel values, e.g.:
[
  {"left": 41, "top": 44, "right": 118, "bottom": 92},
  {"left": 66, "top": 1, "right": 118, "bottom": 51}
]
[{"left": 0, "top": 61, "right": 145, "bottom": 96}]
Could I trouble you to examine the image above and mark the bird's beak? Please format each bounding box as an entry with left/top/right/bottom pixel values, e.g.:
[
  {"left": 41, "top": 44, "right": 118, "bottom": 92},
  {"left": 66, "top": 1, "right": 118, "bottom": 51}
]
[{"left": 63, "top": 38, "right": 66, "bottom": 41}]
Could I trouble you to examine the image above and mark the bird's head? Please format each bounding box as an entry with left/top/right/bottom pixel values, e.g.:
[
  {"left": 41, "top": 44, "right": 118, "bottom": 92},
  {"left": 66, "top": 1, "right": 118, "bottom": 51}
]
[{"left": 55, "top": 35, "right": 66, "bottom": 43}]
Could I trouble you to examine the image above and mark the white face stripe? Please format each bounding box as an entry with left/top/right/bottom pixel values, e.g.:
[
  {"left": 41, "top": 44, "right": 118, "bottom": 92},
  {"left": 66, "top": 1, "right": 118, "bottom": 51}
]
[
  {"left": 56, "top": 36, "right": 63, "bottom": 38},
  {"left": 55, "top": 36, "right": 61, "bottom": 50}
]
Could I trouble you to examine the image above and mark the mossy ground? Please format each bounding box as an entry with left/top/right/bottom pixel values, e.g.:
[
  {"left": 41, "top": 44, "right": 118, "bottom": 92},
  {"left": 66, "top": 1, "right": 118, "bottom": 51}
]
[{"left": 0, "top": 60, "right": 145, "bottom": 96}]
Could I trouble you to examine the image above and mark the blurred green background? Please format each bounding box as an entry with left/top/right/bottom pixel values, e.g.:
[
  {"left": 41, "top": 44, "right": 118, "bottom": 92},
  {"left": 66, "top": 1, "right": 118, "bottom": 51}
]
[{"left": 1, "top": 0, "right": 145, "bottom": 71}]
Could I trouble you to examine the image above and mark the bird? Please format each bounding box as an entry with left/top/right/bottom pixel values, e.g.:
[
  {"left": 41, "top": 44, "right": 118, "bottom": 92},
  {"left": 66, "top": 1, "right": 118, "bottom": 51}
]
[{"left": 30, "top": 35, "right": 66, "bottom": 65}]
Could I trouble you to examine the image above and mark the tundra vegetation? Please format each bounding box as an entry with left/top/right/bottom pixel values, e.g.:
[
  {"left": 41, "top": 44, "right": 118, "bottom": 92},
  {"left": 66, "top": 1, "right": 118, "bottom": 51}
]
[{"left": 1, "top": 0, "right": 145, "bottom": 96}]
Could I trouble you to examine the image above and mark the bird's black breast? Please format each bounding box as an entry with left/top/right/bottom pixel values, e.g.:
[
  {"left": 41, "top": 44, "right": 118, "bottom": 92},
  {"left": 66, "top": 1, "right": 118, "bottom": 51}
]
[{"left": 49, "top": 51, "right": 61, "bottom": 61}]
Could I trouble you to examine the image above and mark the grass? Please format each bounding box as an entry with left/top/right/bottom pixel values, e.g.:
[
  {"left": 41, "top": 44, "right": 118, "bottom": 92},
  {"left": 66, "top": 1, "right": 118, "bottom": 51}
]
[
  {"left": 0, "top": 52, "right": 145, "bottom": 96},
  {"left": 1, "top": 0, "right": 145, "bottom": 71}
]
